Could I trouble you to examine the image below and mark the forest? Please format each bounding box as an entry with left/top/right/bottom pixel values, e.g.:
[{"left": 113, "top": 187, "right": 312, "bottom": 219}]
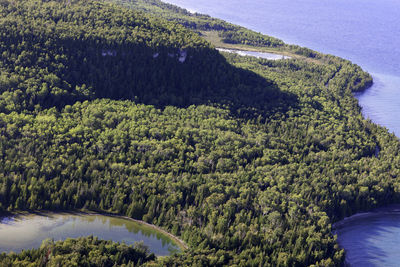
[
  {"left": 109, "top": 0, "right": 334, "bottom": 58},
  {"left": 0, "top": 236, "right": 155, "bottom": 266},
  {"left": 0, "top": 0, "right": 399, "bottom": 266}
]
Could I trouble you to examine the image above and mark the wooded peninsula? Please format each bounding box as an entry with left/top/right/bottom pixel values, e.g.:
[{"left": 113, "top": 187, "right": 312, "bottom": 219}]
[{"left": 0, "top": 0, "right": 398, "bottom": 266}]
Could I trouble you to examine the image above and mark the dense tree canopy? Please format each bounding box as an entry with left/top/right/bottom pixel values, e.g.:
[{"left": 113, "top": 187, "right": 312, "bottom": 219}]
[
  {"left": 0, "top": 0, "right": 398, "bottom": 266},
  {"left": 0, "top": 236, "right": 155, "bottom": 266}
]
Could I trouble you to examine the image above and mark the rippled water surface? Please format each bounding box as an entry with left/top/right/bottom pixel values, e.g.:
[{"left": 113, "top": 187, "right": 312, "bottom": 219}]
[
  {"left": 334, "top": 210, "right": 400, "bottom": 267},
  {"left": 162, "top": 1, "right": 400, "bottom": 265},
  {"left": 0, "top": 213, "right": 180, "bottom": 256},
  {"left": 164, "top": 0, "right": 400, "bottom": 135}
]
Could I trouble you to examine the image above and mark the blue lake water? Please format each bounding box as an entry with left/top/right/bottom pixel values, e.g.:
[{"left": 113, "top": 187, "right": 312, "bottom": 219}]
[
  {"left": 333, "top": 208, "right": 400, "bottom": 267},
  {"left": 164, "top": 0, "right": 400, "bottom": 135},
  {"left": 163, "top": 0, "right": 400, "bottom": 265}
]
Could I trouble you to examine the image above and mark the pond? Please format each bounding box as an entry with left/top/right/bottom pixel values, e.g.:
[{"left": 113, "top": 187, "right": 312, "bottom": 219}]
[
  {"left": 334, "top": 206, "right": 400, "bottom": 267},
  {"left": 0, "top": 212, "right": 182, "bottom": 256},
  {"left": 163, "top": 0, "right": 400, "bottom": 265},
  {"left": 164, "top": 0, "right": 400, "bottom": 135},
  {"left": 216, "top": 48, "right": 290, "bottom": 60}
]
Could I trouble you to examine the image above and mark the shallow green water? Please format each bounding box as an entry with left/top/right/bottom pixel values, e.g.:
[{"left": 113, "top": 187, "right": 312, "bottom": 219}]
[{"left": 0, "top": 213, "right": 180, "bottom": 256}]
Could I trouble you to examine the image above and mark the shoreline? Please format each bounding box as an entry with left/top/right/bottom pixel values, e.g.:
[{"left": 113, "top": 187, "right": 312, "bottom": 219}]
[
  {"left": 216, "top": 47, "right": 291, "bottom": 60},
  {"left": 162, "top": 1, "right": 377, "bottom": 107},
  {"left": 0, "top": 210, "right": 188, "bottom": 252},
  {"left": 333, "top": 204, "right": 400, "bottom": 230},
  {"left": 102, "top": 212, "right": 189, "bottom": 251}
]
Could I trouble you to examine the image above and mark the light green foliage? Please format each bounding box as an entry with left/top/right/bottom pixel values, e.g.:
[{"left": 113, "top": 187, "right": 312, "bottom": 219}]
[
  {"left": 109, "top": 0, "right": 284, "bottom": 47},
  {"left": 0, "top": 236, "right": 155, "bottom": 266},
  {"left": 0, "top": 0, "right": 395, "bottom": 266}
]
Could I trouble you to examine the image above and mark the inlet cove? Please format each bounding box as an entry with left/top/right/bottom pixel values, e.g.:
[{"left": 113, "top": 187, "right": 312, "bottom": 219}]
[
  {"left": 334, "top": 207, "right": 400, "bottom": 267},
  {"left": 0, "top": 213, "right": 182, "bottom": 256},
  {"left": 162, "top": 0, "right": 400, "bottom": 265},
  {"left": 1, "top": 0, "right": 400, "bottom": 266}
]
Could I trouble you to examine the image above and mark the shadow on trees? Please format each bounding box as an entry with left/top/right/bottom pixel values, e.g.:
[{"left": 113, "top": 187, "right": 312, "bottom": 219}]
[
  {"left": 69, "top": 40, "right": 297, "bottom": 120},
  {"left": 7, "top": 32, "right": 298, "bottom": 120}
]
